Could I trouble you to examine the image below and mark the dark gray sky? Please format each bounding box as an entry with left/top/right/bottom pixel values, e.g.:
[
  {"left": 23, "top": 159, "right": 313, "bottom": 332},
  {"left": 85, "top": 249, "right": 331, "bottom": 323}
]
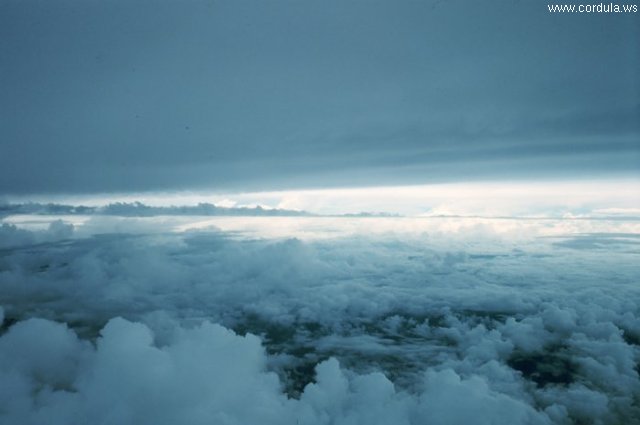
[{"left": 1, "top": 0, "right": 639, "bottom": 194}]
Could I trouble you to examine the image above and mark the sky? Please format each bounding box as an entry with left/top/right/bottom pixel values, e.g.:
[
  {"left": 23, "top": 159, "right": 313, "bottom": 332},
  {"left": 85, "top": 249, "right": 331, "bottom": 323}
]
[{"left": 1, "top": 0, "right": 638, "bottom": 196}]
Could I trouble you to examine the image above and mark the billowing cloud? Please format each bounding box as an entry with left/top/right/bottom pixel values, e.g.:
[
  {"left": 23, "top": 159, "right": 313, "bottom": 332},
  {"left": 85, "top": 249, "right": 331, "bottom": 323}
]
[{"left": 1, "top": 216, "right": 639, "bottom": 423}]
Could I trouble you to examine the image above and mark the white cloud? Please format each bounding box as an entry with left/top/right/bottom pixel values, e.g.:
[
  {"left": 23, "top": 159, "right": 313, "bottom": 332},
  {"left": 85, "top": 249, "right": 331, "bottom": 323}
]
[
  {"left": 0, "top": 317, "right": 556, "bottom": 425},
  {"left": 0, "top": 216, "right": 638, "bottom": 423},
  {"left": 0, "top": 220, "right": 74, "bottom": 248}
]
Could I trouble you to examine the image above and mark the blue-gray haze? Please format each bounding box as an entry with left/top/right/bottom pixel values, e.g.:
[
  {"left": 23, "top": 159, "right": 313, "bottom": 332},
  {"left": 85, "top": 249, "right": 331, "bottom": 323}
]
[{"left": 1, "top": 0, "right": 638, "bottom": 194}]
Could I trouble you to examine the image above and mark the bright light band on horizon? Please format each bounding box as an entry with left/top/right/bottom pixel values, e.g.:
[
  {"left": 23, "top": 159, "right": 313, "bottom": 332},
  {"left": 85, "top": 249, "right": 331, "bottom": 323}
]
[{"left": 5, "top": 179, "right": 639, "bottom": 217}]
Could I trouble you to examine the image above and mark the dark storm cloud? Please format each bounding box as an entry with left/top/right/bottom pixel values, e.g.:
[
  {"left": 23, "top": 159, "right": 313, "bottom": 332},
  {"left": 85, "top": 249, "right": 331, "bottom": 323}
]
[{"left": 0, "top": 0, "right": 638, "bottom": 194}]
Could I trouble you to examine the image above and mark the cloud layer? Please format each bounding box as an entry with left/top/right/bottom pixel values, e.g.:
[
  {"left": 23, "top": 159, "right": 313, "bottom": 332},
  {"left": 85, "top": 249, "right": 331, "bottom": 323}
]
[
  {"left": 1, "top": 0, "right": 638, "bottom": 193},
  {"left": 1, "top": 215, "right": 639, "bottom": 423}
]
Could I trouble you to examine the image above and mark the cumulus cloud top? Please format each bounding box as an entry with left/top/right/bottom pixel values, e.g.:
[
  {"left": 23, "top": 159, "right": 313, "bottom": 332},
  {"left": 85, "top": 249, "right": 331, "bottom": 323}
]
[{"left": 0, "top": 215, "right": 639, "bottom": 423}]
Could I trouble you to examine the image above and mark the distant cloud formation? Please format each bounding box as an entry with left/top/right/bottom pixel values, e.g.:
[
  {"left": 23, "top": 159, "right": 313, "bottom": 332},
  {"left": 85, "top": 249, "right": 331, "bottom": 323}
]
[
  {"left": 4, "top": 180, "right": 639, "bottom": 217},
  {"left": 0, "top": 201, "right": 310, "bottom": 218},
  {"left": 1, "top": 0, "right": 638, "bottom": 194}
]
